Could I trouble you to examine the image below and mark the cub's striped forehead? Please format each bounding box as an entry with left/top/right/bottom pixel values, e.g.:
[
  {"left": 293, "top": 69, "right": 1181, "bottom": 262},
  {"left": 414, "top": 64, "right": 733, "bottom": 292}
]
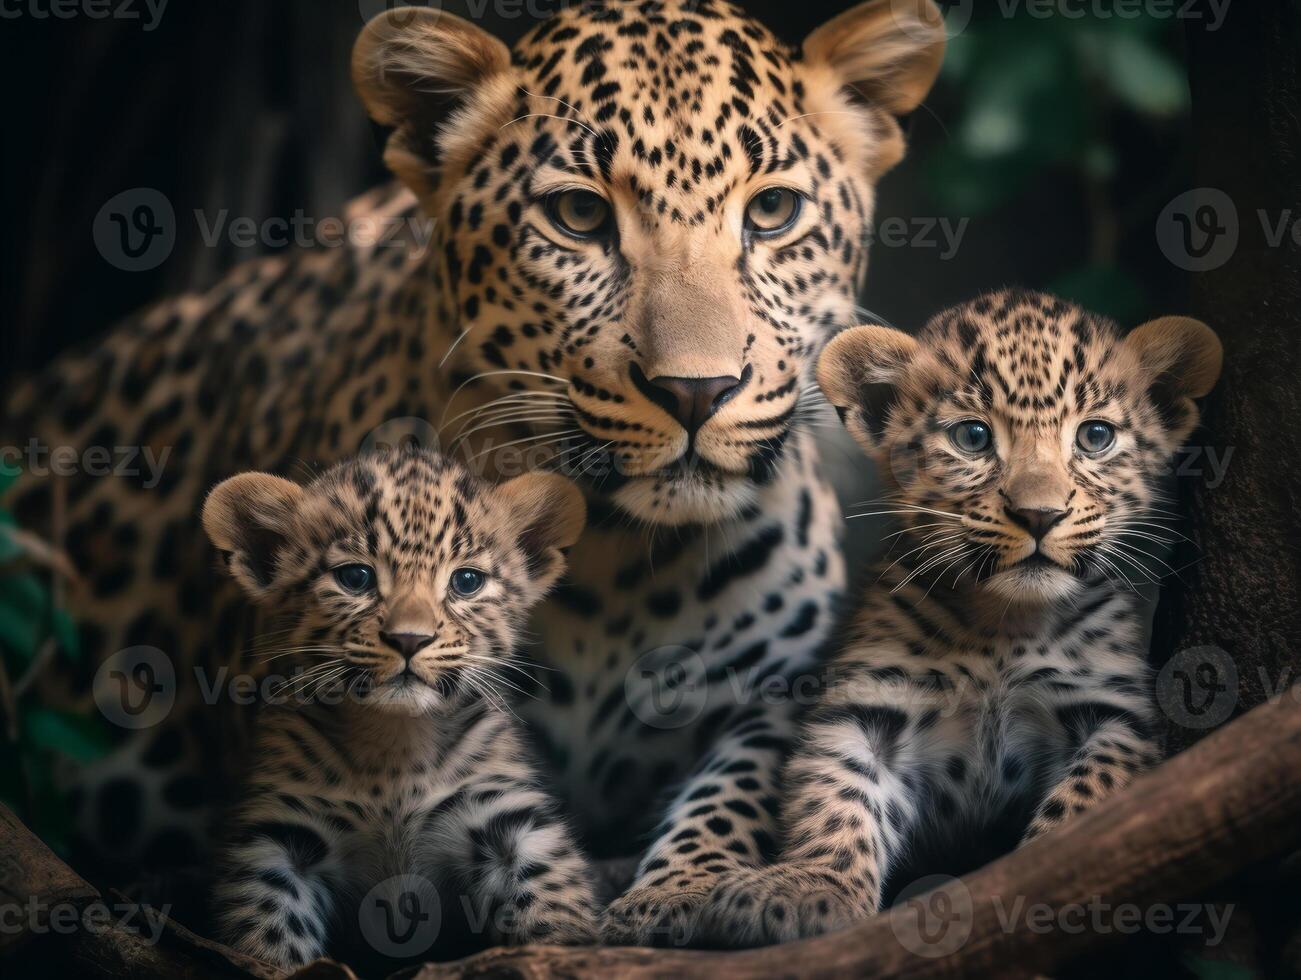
[
  {"left": 919, "top": 289, "right": 1127, "bottom": 421},
  {"left": 300, "top": 450, "right": 496, "bottom": 564}
]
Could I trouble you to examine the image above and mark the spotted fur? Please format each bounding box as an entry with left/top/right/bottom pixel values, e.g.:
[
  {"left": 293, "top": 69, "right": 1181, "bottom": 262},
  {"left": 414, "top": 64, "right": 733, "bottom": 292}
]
[
  {"left": 1, "top": 1, "right": 944, "bottom": 940},
  {"left": 696, "top": 290, "right": 1223, "bottom": 946},
  {"left": 206, "top": 449, "right": 596, "bottom": 969}
]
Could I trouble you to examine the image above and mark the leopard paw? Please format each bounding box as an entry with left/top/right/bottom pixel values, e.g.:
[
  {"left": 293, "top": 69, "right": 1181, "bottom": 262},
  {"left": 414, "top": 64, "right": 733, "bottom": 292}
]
[
  {"left": 695, "top": 864, "right": 864, "bottom": 948},
  {"left": 601, "top": 880, "right": 714, "bottom": 948}
]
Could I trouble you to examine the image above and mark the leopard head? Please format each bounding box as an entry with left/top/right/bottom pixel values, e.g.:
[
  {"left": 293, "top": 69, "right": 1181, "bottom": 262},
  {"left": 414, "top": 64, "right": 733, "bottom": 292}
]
[
  {"left": 202, "top": 449, "right": 584, "bottom": 715},
  {"left": 353, "top": 0, "right": 945, "bottom": 525},
  {"left": 818, "top": 290, "right": 1222, "bottom": 603}
]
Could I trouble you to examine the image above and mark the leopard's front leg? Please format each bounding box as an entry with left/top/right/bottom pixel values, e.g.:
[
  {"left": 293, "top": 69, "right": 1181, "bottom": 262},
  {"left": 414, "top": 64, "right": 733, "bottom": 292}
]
[
  {"left": 695, "top": 698, "right": 922, "bottom": 948},
  {"left": 213, "top": 810, "right": 338, "bottom": 970},
  {"left": 1022, "top": 710, "right": 1159, "bottom": 844},
  {"left": 439, "top": 773, "right": 600, "bottom": 947},
  {"left": 601, "top": 710, "right": 792, "bottom": 947}
]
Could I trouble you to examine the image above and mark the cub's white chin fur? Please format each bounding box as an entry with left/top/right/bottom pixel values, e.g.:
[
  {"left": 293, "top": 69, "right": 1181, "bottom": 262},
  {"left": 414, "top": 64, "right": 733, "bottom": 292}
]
[
  {"left": 613, "top": 471, "right": 757, "bottom": 526},
  {"left": 362, "top": 676, "right": 445, "bottom": 715},
  {"left": 983, "top": 561, "right": 1083, "bottom": 604}
]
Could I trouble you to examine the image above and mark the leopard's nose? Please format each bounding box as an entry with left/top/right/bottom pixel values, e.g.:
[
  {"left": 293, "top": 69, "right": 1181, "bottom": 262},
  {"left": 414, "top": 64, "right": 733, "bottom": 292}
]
[
  {"left": 380, "top": 631, "right": 435, "bottom": 661},
  {"left": 1005, "top": 506, "right": 1067, "bottom": 541},
  {"left": 630, "top": 364, "right": 747, "bottom": 436}
]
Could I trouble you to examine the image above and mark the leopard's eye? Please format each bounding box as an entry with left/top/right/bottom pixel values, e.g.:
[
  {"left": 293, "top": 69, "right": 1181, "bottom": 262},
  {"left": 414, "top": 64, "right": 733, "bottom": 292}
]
[
  {"left": 1076, "top": 420, "right": 1117, "bottom": 455},
  {"left": 547, "top": 190, "right": 612, "bottom": 238},
  {"left": 333, "top": 564, "right": 376, "bottom": 594},
  {"left": 450, "top": 568, "right": 486, "bottom": 597},
  {"left": 950, "top": 420, "right": 993, "bottom": 454},
  {"left": 745, "top": 188, "right": 802, "bottom": 237}
]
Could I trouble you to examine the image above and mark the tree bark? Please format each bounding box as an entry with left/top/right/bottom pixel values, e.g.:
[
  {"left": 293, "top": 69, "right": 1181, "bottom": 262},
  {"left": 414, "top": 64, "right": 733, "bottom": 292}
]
[
  {"left": 1152, "top": 1, "right": 1301, "bottom": 756},
  {"left": 6, "top": 686, "right": 1301, "bottom": 980}
]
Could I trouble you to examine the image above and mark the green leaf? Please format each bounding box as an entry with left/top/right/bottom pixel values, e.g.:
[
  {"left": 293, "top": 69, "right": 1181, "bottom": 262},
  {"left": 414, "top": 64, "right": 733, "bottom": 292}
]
[
  {"left": 0, "top": 573, "right": 51, "bottom": 663},
  {"left": 22, "top": 707, "right": 114, "bottom": 763},
  {"left": 0, "top": 462, "right": 19, "bottom": 496},
  {"left": 52, "top": 609, "right": 81, "bottom": 663},
  {"left": 0, "top": 526, "right": 22, "bottom": 564},
  {"left": 1100, "top": 32, "right": 1189, "bottom": 117},
  {"left": 1182, "top": 955, "right": 1259, "bottom": 980}
]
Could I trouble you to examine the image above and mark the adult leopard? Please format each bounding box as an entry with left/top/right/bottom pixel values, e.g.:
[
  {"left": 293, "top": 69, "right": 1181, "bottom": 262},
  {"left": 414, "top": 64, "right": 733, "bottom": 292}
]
[{"left": 3, "top": 0, "right": 945, "bottom": 946}]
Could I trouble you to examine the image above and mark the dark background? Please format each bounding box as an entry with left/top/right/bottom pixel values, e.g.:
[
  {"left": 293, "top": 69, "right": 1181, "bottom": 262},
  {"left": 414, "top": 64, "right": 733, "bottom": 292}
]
[{"left": 1, "top": 0, "right": 1194, "bottom": 378}]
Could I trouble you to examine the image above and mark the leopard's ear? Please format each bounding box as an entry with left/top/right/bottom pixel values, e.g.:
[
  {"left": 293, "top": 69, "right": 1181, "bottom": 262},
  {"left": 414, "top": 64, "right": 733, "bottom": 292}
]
[
  {"left": 804, "top": 0, "right": 946, "bottom": 114},
  {"left": 817, "top": 324, "right": 919, "bottom": 456},
  {"left": 802, "top": 1, "right": 945, "bottom": 176},
  {"left": 1124, "top": 316, "right": 1223, "bottom": 444},
  {"left": 493, "top": 472, "right": 587, "bottom": 591},
  {"left": 202, "top": 472, "right": 304, "bottom": 600},
  {"left": 352, "top": 7, "right": 514, "bottom": 200}
]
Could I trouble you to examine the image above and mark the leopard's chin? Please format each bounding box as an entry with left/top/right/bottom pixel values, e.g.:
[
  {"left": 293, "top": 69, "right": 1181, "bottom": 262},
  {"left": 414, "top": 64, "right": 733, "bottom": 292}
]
[
  {"left": 983, "top": 555, "right": 1083, "bottom": 604},
  {"left": 611, "top": 470, "right": 759, "bottom": 527},
  {"left": 359, "top": 672, "right": 445, "bottom": 716}
]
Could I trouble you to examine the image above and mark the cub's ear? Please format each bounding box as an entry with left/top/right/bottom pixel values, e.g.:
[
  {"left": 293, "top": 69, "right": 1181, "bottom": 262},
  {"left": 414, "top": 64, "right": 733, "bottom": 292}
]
[
  {"left": 803, "top": 0, "right": 946, "bottom": 115},
  {"left": 202, "top": 473, "right": 304, "bottom": 600},
  {"left": 352, "top": 7, "right": 513, "bottom": 199},
  {"left": 817, "top": 324, "right": 919, "bottom": 455},
  {"left": 493, "top": 472, "right": 587, "bottom": 589},
  {"left": 1124, "top": 316, "right": 1223, "bottom": 444}
]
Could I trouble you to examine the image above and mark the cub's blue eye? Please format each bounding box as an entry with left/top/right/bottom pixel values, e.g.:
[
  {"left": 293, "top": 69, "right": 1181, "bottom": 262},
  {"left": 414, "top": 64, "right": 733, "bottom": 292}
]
[
  {"left": 1077, "top": 421, "right": 1117, "bottom": 454},
  {"left": 333, "top": 564, "right": 376, "bottom": 593},
  {"left": 450, "top": 568, "right": 486, "bottom": 597},
  {"left": 950, "top": 420, "right": 993, "bottom": 454}
]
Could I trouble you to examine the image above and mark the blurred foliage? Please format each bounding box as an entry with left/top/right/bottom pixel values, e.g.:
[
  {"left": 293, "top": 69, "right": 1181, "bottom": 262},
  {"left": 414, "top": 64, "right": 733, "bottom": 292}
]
[
  {"left": 0, "top": 462, "right": 113, "bottom": 853},
  {"left": 925, "top": 5, "right": 1190, "bottom": 321}
]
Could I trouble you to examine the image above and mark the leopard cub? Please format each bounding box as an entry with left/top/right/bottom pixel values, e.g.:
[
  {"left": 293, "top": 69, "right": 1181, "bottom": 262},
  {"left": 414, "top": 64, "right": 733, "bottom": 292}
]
[
  {"left": 697, "top": 290, "right": 1222, "bottom": 947},
  {"left": 203, "top": 448, "right": 597, "bottom": 969}
]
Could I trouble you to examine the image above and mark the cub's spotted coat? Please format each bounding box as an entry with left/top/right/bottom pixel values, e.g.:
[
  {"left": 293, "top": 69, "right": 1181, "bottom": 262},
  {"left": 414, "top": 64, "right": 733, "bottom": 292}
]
[
  {"left": 3, "top": 0, "right": 945, "bottom": 945},
  {"left": 698, "top": 291, "right": 1223, "bottom": 945},
  {"left": 206, "top": 450, "right": 596, "bottom": 969}
]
